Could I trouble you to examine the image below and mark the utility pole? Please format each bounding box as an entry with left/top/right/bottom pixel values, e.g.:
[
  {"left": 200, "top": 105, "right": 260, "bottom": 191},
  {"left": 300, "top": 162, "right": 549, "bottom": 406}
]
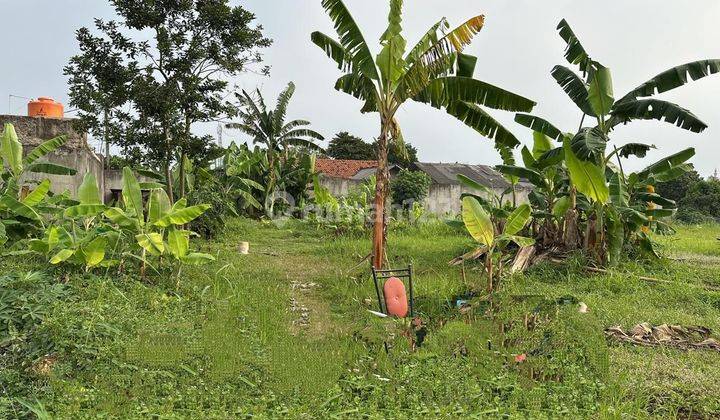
[{"left": 216, "top": 122, "right": 223, "bottom": 169}]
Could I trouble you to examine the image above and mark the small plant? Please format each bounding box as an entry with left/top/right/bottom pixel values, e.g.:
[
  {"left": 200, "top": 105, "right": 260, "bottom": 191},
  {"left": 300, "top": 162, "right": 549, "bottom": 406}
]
[
  {"left": 29, "top": 173, "right": 117, "bottom": 270},
  {"left": 462, "top": 197, "right": 534, "bottom": 291},
  {"left": 0, "top": 271, "right": 68, "bottom": 361}
]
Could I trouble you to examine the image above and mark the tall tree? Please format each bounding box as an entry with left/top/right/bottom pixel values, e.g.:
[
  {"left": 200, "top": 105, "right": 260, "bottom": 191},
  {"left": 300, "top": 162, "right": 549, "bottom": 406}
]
[
  {"left": 66, "top": 0, "right": 270, "bottom": 201},
  {"left": 64, "top": 20, "right": 137, "bottom": 169},
  {"left": 656, "top": 169, "right": 701, "bottom": 203},
  {"left": 226, "top": 82, "right": 325, "bottom": 213},
  {"left": 326, "top": 132, "right": 375, "bottom": 160},
  {"left": 313, "top": 0, "right": 535, "bottom": 268}
]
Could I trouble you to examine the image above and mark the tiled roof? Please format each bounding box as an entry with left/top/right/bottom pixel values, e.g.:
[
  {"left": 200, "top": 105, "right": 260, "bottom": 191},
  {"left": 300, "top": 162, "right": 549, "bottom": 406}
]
[
  {"left": 315, "top": 158, "right": 379, "bottom": 179},
  {"left": 414, "top": 162, "right": 532, "bottom": 190}
]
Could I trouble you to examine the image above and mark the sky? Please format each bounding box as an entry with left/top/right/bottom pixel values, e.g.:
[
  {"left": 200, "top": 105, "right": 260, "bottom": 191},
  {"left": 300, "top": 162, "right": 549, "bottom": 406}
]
[{"left": 2, "top": 0, "right": 720, "bottom": 176}]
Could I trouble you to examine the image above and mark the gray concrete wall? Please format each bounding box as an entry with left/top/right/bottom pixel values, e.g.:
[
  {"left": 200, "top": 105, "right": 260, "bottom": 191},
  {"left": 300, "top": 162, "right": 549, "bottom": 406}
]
[
  {"left": 426, "top": 184, "right": 531, "bottom": 216},
  {"left": 319, "top": 174, "right": 531, "bottom": 216},
  {"left": 0, "top": 115, "right": 105, "bottom": 201},
  {"left": 319, "top": 175, "right": 364, "bottom": 197}
]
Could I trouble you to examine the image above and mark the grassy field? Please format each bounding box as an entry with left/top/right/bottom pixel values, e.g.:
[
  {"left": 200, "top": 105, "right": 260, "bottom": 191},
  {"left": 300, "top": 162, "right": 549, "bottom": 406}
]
[{"left": 2, "top": 219, "right": 720, "bottom": 418}]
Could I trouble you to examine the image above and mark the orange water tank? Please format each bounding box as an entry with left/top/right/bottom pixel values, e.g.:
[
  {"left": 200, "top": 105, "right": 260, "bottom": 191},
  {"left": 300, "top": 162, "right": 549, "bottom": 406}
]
[{"left": 28, "top": 97, "right": 64, "bottom": 118}]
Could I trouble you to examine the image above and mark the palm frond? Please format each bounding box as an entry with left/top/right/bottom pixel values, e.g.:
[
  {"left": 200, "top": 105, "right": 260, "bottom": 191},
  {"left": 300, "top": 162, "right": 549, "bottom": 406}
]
[
  {"left": 255, "top": 89, "right": 268, "bottom": 114},
  {"left": 284, "top": 138, "right": 326, "bottom": 153},
  {"left": 280, "top": 129, "right": 325, "bottom": 142},
  {"left": 557, "top": 19, "right": 592, "bottom": 73},
  {"left": 618, "top": 59, "right": 720, "bottom": 103},
  {"left": 237, "top": 90, "right": 265, "bottom": 122},
  {"left": 335, "top": 73, "right": 379, "bottom": 113},
  {"left": 395, "top": 16, "right": 485, "bottom": 102},
  {"left": 23, "top": 135, "right": 68, "bottom": 166},
  {"left": 274, "top": 82, "right": 296, "bottom": 133},
  {"left": 320, "top": 0, "right": 380, "bottom": 80},
  {"left": 514, "top": 114, "right": 565, "bottom": 141},
  {"left": 616, "top": 143, "right": 655, "bottom": 159},
  {"left": 280, "top": 120, "right": 311, "bottom": 136},
  {"left": 311, "top": 31, "right": 352, "bottom": 71},
  {"left": 446, "top": 101, "right": 520, "bottom": 149},
  {"left": 404, "top": 19, "right": 448, "bottom": 65},
  {"left": 551, "top": 65, "right": 595, "bottom": 116},
  {"left": 225, "top": 123, "right": 261, "bottom": 138},
  {"left": 569, "top": 127, "right": 608, "bottom": 163},
  {"left": 420, "top": 16, "right": 485, "bottom": 64},
  {"left": 414, "top": 76, "right": 536, "bottom": 112},
  {"left": 610, "top": 99, "right": 708, "bottom": 133}
]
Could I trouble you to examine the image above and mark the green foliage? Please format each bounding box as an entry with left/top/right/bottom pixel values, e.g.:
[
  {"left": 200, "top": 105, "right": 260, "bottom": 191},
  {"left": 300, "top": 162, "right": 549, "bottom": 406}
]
[
  {"left": 326, "top": 132, "right": 375, "bottom": 160},
  {"left": 0, "top": 124, "right": 77, "bottom": 245},
  {"left": 65, "top": 1, "right": 271, "bottom": 188},
  {"left": 390, "top": 169, "right": 431, "bottom": 206},
  {"left": 0, "top": 271, "right": 68, "bottom": 356},
  {"left": 498, "top": 18, "right": 718, "bottom": 264},
  {"left": 222, "top": 141, "right": 317, "bottom": 218},
  {"left": 326, "top": 132, "right": 420, "bottom": 168},
  {"left": 104, "top": 169, "right": 215, "bottom": 272},
  {"left": 462, "top": 196, "right": 534, "bottom": 289},
  {"left": 656, "top": 169, "right": 702, "bottom": 203},
  {"left": 186, "top": 169, "right": 239, "bottom": 239},
  {"left": 314, "top": 0, "right": 536, "bottom": 263},
  {"left": 3, "top": 219, "right": 720, "bottom": 417},
  {"left": 226, "top": 83, "right": 324, "bottom": 214},
  {"left": 679, "top": 179, "right": 720, "bottom": 221}
]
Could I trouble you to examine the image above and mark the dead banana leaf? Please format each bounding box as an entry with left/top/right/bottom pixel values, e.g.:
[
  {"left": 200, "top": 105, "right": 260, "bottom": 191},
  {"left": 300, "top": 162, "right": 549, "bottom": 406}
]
[{"left": 606, "top": 322, "right": 720, "bottom": 352}]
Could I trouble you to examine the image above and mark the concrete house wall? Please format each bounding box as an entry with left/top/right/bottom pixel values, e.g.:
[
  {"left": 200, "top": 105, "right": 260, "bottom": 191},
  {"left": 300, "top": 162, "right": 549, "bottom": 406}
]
[
  {"left": 0, "top": 115, "right": 105, "bottom": 201},
  {"left": 318, "top": 166, "right": 532, "bottom": 216}
]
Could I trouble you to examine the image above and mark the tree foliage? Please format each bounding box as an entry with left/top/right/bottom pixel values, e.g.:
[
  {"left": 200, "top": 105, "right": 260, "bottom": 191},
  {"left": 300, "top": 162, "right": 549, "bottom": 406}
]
[
  {"left": 65, "top": 0, "right": 271, "bottom": 200},
  {"left": 326, "top": 132, "right": 375, "bottom": 160},
  {"left": 390, "top": 169, "right": 431, "bottom": 206}
]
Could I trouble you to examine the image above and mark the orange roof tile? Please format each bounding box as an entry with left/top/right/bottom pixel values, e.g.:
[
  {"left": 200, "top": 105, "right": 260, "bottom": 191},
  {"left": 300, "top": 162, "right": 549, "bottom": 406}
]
[{"left": 315, "top": 158, "right": 378, "bottom": 179}]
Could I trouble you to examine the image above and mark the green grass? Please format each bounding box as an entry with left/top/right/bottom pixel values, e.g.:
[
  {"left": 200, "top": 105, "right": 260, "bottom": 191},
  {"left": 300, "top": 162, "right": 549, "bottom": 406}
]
[{"left": 3, "top": 218, "right": 720, "bottom": 418}]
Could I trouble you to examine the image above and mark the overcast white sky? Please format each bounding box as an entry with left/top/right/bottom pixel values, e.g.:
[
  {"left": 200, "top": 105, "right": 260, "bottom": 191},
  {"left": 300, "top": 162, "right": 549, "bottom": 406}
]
[{"left": 2, "top": 1, "right": 719, "bottom": 176}]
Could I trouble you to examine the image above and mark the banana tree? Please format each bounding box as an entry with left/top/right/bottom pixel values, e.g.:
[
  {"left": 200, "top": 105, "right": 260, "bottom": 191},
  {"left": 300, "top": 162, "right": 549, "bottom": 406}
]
[
  {"left": 103, "top": 167, "right": 215, "bottom": 278},
  {"left": 496, "top": 129, "right": 572, "bottom": 247},
  {"left": 313, "top": 0, "right": 536, "bottom": 268},
  {"left": 509, "top": 19, "right": 719, "bottom": 263},
  {"left": 226, "top": 82, "right": 325, "bottom": 215},
  {"left": 223, "top": 143, "right": 275, "bottom": 212},
  {"left": 462, "top": 197, "right": 534, "bottom": 291},
  {"left": 28, "top": 173, "right": 117, "bottom": 270},
  {"left": 0, "top": 123, "right": 77, "bottom": 245},
  {"left": 514, "top": 111, "right": 696, "bottom": 262}
]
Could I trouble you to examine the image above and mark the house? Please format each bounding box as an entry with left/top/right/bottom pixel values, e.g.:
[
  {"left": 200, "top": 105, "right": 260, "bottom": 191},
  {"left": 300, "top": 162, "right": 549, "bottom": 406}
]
[
  {"left": 316, "top": 159, "right": 531, "bottom": 215},
  {"left": 414, "top": 162, "right": 531, "bottom": 215},
  {"left": 315, "top": 158, "right": 400, "bottom": 196}
]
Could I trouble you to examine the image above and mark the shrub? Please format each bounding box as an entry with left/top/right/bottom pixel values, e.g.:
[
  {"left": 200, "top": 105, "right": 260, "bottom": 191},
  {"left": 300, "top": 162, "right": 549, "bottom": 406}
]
[
  {"left": 0, "top": 271, "right": 69, "bottom": 362},
  {"left": 390, "top": 169, "right": 432, "bottom": 207},
  {"left": 187, "top": 170, "right": 237, "bottom": 239},
  {"left": 675, "top": 208, "right": 717, "bottom": 224},
  {"left": 679, "top": 179, "right": 720, "bottom": 219}
]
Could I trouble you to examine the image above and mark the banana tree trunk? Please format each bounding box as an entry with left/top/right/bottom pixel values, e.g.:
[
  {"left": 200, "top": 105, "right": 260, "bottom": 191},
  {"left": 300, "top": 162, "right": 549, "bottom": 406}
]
[
  {"left": 372, "top": 129, "right": 390, "bottom": 269},
  {"left": 266, "top": 151, "right": 277, "bottom": 216},
  {"left": 179, "top": 116, "right": 191, "bottom": 199},
  {"left": 163, "top": 123, "right": 174, "bottom": 204},
  {"left": 563, "top": 187, "right": 579, "bottom": 250}
]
